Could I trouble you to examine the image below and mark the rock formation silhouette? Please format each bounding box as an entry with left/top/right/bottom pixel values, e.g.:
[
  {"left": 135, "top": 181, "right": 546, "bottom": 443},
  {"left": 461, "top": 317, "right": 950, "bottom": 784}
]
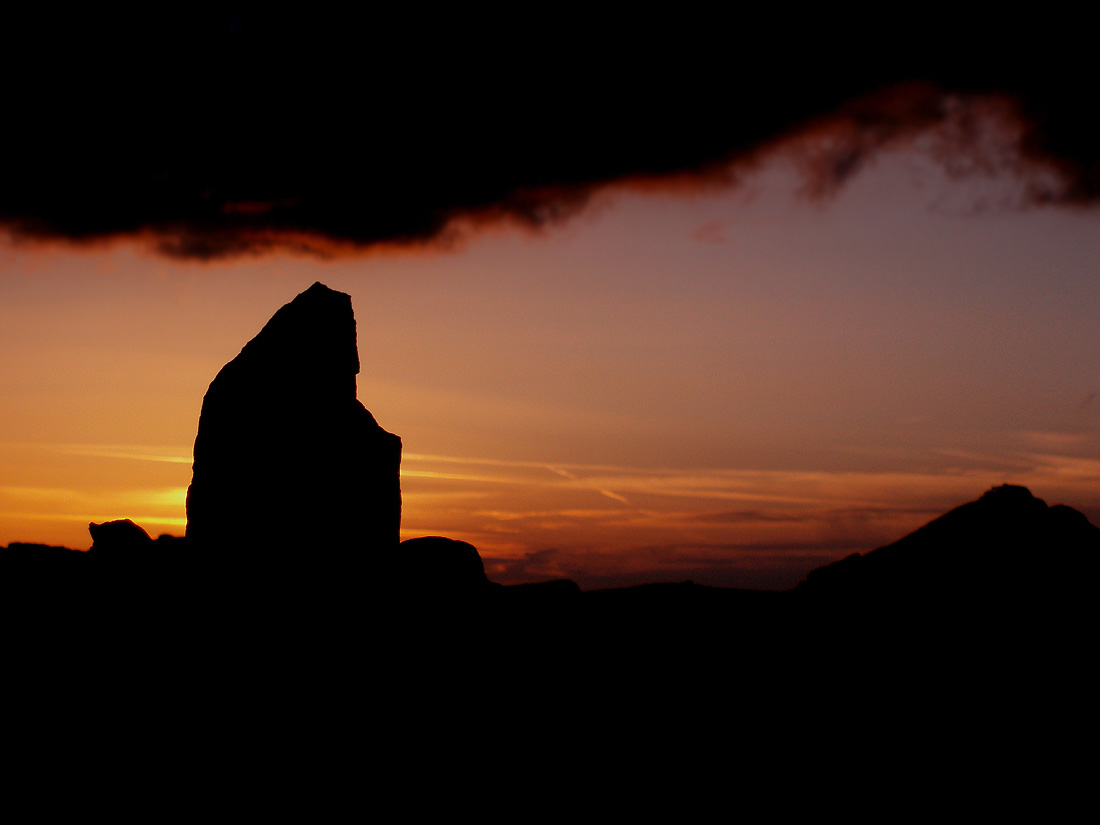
[
  {"left": 396, "top": 537, "right": 493, "bottom": 594},
  {"left": 185, "top": 282, "right": 401, "bottom": 567},
  {"left": 88, "top": 518, "right": 153, "bottom": 556}
]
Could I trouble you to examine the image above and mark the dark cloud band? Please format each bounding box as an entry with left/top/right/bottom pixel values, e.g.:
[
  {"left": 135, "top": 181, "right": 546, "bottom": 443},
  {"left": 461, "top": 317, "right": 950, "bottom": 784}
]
[{"left": 2, "top": 11, "right": 1096, "bottom": 258}]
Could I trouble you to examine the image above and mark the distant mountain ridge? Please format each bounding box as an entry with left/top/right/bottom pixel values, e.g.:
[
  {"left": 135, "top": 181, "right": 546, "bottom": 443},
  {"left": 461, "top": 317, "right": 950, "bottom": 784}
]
[
  {"left": 798, "top": 484, "right": 1100, "bottom": 606},
  {"left": 4, "top": 484, "right": 1096, "bottom": 616}
]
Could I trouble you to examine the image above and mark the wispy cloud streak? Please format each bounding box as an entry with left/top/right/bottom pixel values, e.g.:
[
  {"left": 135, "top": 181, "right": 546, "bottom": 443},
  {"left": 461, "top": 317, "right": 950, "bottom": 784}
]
[{"left": 402, "top": 448, "right": 1100, "bottom": 589}]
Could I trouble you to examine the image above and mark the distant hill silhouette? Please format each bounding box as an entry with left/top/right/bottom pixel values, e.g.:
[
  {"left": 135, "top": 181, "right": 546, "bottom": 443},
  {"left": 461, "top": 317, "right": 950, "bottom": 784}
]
[
  {"left": 799, "top": 484, "right": 1100, "bottom": 612},
  {"left": 4, "top": 483, "right": 1095, "bottom": 636}
]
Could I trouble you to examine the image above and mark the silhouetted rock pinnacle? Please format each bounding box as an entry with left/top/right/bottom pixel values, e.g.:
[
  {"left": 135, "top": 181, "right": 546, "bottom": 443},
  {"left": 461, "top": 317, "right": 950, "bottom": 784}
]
[{"left": 185, "top": 282, "right": 401, "bottom": 564}]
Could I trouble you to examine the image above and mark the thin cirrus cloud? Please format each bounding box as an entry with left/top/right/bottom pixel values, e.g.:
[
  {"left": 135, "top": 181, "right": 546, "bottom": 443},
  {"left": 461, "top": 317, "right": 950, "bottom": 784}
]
[
  {"left": 44, "top": 445, "right": 194, "bottom": 465},
  {"left": 398, "top": 448, "right": 1100, "bottom": 588}
]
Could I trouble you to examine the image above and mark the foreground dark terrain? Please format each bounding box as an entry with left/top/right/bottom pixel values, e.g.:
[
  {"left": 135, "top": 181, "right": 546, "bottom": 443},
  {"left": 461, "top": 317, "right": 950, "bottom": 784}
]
[{"left": 4, "top": 482, "right": 1096, "bottom": 663}]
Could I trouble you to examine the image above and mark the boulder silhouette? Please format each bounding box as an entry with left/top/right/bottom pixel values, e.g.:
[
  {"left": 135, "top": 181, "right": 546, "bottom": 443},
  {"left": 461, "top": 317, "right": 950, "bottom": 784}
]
[
  {"left": 88, "top": 518, "right": 154, "bottom": 558},
  {"left": 396, "top": 537, "right": 490, "bottom": 593},
  {"left": 185, "top": 282, "right": 401, "bottom": 566}
]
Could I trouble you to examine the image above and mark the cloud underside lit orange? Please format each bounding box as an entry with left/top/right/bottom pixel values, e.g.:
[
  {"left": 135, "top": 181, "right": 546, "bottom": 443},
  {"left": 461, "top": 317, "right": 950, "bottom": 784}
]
[{"left": 2, "top": 77, "right": 1094, "bottom": 262}]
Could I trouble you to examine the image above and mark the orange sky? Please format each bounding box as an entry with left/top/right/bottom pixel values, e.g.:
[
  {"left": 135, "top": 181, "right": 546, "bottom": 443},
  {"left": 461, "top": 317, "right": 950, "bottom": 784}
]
[{"left": 4, "top": 143, "right": 1100, "bottom": 589}]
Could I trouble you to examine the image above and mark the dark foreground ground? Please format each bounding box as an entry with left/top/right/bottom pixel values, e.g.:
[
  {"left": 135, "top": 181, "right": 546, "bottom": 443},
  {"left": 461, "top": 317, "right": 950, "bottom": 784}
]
[
  {"left": 3, "top": 486, "right": 1095, "bottom": 813},
  {"left": 2, "top": 552, "right": 1091, "bottom": 816}
]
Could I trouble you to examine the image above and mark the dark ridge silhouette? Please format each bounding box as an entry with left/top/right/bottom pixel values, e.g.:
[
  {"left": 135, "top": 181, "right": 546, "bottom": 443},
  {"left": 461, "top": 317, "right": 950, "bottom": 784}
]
[
  {"left": 798, "top": 484, "right": 1100, "bottom": 613},
  {"left": 1, "top": 542, "right": 82, "bottom": 560},
  {"left": 185, "top": 282, "right": 401, "bottom": 572},
  {"left": 4, "top": 467, "right": 1096, "bottom": 641},
  {"left": 780, "top": 485, "right": 1100, "bottom": 703}
]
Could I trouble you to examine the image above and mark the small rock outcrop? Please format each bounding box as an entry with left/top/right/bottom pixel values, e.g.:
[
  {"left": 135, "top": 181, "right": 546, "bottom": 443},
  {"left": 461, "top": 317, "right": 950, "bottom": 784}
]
[
  {"left": 397, "top": 537, "right": 491, "bottom": 593},
  {"left": 185, "top": 282, "right": 401, "bottom": 564},
  {"left": 88, "top": 519, "right": 154, "bottom": 558}
]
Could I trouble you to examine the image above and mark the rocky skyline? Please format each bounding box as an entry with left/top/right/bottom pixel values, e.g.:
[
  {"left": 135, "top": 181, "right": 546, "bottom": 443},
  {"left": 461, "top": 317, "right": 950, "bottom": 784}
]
[
  {"left": 4, "top": 11, "right": 1100, "bottom": 590},
  {"left": 7, "top": 284, "right": 1097, "bottom": 615}
]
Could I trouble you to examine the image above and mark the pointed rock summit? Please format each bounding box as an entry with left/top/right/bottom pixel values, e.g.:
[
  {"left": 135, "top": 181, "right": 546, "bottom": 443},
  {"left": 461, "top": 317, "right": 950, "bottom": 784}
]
[{"left": 185, "top": 283, "right": 401, "bottom": 564}]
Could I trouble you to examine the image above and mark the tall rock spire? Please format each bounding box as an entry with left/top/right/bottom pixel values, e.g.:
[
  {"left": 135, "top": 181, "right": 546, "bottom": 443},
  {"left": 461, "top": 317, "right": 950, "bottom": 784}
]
[{"left": 185, "top": 283, "right": 401, "bottom": 565}]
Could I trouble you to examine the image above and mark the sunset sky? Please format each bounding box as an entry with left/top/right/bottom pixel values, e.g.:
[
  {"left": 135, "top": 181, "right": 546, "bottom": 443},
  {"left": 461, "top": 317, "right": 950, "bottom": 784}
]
[{"left": 3, "top": 11, "right": 1099, "bottom": 589}]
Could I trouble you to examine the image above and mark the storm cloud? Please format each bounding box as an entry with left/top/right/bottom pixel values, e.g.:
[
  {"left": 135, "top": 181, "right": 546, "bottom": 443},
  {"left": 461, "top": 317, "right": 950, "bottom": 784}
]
[{"left": 3, "top": 9, "right": 1096, "bottom": 259}]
